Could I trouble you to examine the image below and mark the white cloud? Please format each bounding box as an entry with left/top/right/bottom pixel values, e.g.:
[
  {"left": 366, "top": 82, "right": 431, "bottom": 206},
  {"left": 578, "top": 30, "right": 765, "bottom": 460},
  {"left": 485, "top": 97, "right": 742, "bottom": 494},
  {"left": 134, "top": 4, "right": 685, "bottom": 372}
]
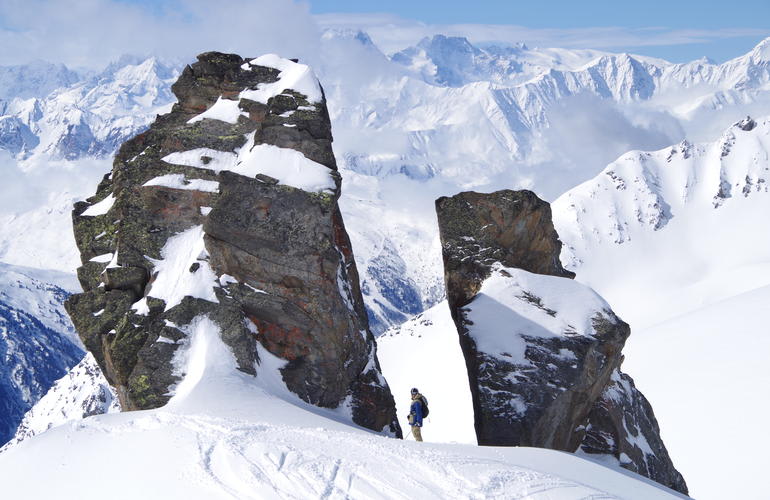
[
  {"left": 0, "top": 0, "right": 322, "bottom": 68},
  {"left": 315, "top": 13, "right": 769, "bottom": 56}
]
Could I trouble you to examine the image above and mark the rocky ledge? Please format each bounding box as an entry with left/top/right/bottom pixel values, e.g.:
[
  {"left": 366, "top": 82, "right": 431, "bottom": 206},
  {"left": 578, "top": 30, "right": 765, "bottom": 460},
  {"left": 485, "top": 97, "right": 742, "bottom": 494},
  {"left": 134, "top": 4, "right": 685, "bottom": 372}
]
[{"left": 65, "top": 51, "right": 400, "bottom": 436}]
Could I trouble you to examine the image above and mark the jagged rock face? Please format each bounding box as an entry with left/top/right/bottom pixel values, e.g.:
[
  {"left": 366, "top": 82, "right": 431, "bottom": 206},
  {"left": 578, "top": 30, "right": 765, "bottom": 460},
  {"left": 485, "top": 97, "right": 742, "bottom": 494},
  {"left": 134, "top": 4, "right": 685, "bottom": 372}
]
[
  {"left": 436, "top": 189, "right": 686, "bottom": 493},
  {"left": 581, "top": 369, "right": 688, "bottom": 494},
  {"left": 64, "top": 52, "right": 400, "bottom": 436}
]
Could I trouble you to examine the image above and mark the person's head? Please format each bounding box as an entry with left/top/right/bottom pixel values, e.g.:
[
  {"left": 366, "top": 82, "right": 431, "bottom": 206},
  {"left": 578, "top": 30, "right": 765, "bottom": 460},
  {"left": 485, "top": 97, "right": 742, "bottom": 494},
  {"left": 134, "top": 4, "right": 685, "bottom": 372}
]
[{"left": 411, "top": 387, "right": 419, "bottom": 397}]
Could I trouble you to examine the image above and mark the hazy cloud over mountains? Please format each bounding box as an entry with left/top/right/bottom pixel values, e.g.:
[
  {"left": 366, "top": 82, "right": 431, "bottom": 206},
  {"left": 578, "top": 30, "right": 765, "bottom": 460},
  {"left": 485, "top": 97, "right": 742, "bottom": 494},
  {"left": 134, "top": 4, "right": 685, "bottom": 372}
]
[{"left": 1, "top": 0, "right": 767, "bottom": 68}]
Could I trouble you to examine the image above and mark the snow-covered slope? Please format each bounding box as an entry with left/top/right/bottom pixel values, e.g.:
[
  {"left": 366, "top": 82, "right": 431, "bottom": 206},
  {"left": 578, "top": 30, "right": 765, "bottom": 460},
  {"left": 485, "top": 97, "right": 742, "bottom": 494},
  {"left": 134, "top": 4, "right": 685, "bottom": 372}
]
[
  {"left": 1, "top": 352, "right": 119, "bottom": 451},
  {"left": 622, "top": 284, "right": 770, "bottom": 500},
  {"left": 0, "top": 310, "right": 687, "bottom": 500},
  {"left": 0, "top": 264, "right": 83, "bottom": 445},
  {"left": 553, "top": 116, "right": 770, "bottom": 329},
  {"left": 552, "top": 117, "right": 770, "bottom": 499},
  {"left": 377, "top": 301, "right": 475, "bottom": 444}
]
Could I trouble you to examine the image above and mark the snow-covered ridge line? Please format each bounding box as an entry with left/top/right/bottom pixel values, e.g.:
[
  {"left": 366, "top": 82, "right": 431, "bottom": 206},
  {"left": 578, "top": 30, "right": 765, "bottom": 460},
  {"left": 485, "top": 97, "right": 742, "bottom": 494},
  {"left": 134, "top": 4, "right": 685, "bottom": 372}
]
[
  {"left": 553, "top": 115, "right": 770, "bottom": 268},
  {"left": 0, "top": 305, "right": 685, "bottom": 499}
]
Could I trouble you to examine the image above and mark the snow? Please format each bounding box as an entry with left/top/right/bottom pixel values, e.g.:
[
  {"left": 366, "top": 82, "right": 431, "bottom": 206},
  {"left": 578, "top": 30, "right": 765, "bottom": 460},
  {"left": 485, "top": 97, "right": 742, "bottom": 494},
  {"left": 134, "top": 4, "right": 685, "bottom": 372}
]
[
  {"left": 465, "top": 265, "right": 611, "bottom": 362},
  {"left": 0, "top": 312, "right": 686, "bottom": 500},
  {"left": 161, "top": 148, "right": 238, "bottom": 170},
  {"left": 621, "top": 284, "right": 770, "bottom": 500},
  {"left": 80, "top": 193, "right": 115, "bottom": 216},
  {"left": 187, "top": 96, "right": 247, "bottom": 124},
  {"left": 552, "top": 118, "right": 770, "bottom": 499},
  {"left": 143, "top": 174, "right": 219, "bottom": 193},
  {"left": 145, "top": 225, "right": 219, "bottom": 311},
  {"left": 162, "top": 132, "right": 336, "bottom": 193},
  {"left": 88, "top": 253, "right": 113, "bottom": 263},
  {"left": 4, "top": 38, "right": 770, "bottom": 497},
  {"left": 0, "top": 352, "right": 120, "bottom": 451},
  {"left": 235, "top": 135, "right": 336, "bottom": 192},
  {"left": 242, "top": 54, "right": 323, "bottom": 104},
  {"left": 378, "top": 301, "right": 476, "bottom": 445}
]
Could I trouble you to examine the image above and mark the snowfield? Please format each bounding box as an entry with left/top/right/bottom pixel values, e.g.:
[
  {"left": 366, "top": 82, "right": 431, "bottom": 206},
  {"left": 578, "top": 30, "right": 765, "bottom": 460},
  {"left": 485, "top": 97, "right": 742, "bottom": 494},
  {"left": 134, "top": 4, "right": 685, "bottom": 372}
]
[
  {"left": 622, "top": 284, "right": 770, "bottom": 500},
  {"left": 0, "top": 313, "right": 687, "bottom": 500}
]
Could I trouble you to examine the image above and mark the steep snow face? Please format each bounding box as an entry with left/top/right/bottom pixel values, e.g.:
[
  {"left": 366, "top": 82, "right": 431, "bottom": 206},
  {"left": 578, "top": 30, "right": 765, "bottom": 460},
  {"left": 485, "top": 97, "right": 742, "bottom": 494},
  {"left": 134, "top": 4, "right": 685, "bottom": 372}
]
[
  {"left": 0, "top": 300, "right": 83, "bottom": 445},
  {"left": 0, "top": 352, "right": 119, "bottom": 451},
  {"left": 0, "top": 312, "right": 687, "bottom": 500},
  {"left": 0, "top": 263, "right": 80, "bottom": 342},
  {"left": 552, "top": 117, "right": 770, "bottom": 500},
  {"left": 621, "top": 284, "right": 770, "bottom": 500}
]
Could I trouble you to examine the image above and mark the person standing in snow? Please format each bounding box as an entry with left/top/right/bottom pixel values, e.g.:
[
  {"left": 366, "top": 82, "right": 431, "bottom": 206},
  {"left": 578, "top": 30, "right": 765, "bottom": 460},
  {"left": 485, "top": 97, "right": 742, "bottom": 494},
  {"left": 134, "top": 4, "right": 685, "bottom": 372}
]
[{"left": 407, "top": 387, "right": 425, "bottom": 442}]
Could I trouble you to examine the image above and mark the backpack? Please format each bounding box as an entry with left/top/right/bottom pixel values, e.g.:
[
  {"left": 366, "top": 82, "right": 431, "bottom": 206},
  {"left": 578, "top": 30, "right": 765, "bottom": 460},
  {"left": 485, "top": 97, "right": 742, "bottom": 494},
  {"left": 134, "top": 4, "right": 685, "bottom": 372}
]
[{"left": 418, "top": 395, "right": 429, "bottom": 418}]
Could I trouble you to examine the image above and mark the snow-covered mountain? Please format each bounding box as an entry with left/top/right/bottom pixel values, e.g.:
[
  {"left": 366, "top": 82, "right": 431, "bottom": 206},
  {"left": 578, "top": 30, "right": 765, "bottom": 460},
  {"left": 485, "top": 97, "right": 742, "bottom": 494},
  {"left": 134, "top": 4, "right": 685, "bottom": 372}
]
[
  {"left": 553, "top": 116, "right": 770, "bottom": 329},
  {"left": 307, "top": 32, "right": 770, "bottom": 331},
  {"left": 551, "top": 117, "right": 770, "bottom": 500},
  {"left": 0, "top": 264, "right": 83, "bottom": 445},
  {"left": 0, "top": 56, "right": 176, "bottom": 162},
  {"left": 0, "top": 61, "right": 80, "bottom": 100},
  {"left": 5, "top": 36, "right": 770, "bottom": 332},
  {"left": 2, "top": 34, "right": 770, "bottom": 498},
  {"left": 1, "top": 352, "right": 119, "bottom": 451}
]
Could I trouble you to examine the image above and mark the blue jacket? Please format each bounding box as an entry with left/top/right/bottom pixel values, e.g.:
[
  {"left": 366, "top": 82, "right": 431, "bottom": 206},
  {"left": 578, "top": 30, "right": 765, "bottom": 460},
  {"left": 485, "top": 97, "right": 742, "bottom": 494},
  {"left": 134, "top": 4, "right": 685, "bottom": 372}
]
[{"left": 409, "top": 398, "right": 423, "bottom": 427}]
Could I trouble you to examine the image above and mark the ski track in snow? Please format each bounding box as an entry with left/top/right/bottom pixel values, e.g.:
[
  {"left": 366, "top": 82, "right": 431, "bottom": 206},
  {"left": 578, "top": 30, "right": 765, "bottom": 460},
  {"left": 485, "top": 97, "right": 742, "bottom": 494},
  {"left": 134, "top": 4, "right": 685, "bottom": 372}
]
[{"left": 13, "top": 411, "right": 623, "bottom": 500}]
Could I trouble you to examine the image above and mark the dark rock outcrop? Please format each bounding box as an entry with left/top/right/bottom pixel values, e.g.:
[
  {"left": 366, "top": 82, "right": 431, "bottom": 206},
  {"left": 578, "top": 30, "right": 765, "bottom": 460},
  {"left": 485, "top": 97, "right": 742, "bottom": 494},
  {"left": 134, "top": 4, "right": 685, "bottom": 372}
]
[
  {"left": 436, "top": 189, "right": 686, "bottom": 494},
  {"left": 581, "top": 369, "right": 688, "bottom": 494},
  {"left": 65, "top": 51, "right": 400, "bottom": 436},
  {"left": 437, "top": 190, "right": 574, "bottom": 311}
]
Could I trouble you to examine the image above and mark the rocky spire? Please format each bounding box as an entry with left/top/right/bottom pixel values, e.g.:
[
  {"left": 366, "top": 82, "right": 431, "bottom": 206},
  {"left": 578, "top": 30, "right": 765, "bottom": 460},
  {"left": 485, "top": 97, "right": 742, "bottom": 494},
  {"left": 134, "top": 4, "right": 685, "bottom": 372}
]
[
  {"left": 436, "top": 189, "right": 686, "bottom": 494},
  {"left": 64, "top": 52, "right": 400, "bottom": 436}
]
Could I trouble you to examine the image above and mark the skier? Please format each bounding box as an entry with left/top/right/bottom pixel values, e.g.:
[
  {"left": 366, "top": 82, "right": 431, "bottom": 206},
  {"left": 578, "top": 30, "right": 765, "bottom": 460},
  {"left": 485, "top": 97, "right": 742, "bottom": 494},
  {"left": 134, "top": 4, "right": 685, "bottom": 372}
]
[{"left": 407, "top": 387, "right": 427, "bottom": 442}]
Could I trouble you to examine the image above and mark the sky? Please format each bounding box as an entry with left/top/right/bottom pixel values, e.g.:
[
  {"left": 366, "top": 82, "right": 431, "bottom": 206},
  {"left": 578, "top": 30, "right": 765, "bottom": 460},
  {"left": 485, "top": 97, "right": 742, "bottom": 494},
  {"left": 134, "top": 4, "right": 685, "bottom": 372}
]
[
  {"left": 310, "top": 0, "right": 770, "bottom": 62},
  {"left": 0, "top": 0, "right": 768, "bottom": 68}
]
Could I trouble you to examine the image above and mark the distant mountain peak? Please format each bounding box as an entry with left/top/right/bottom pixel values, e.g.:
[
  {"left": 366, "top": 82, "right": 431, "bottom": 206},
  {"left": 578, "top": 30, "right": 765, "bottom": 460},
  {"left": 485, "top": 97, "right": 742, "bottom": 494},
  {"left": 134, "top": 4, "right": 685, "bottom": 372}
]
[{"left": 749, "top": 36, "right": 770, "bottom": 62}]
